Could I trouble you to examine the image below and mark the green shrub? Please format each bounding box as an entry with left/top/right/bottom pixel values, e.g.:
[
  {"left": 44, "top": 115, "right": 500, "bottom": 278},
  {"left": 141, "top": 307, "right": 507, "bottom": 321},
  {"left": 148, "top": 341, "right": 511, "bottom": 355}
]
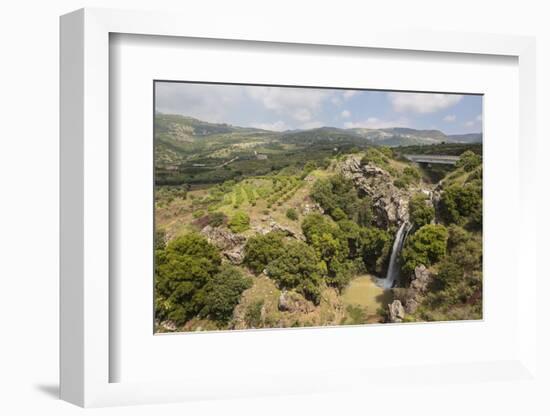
[
  {"left": 244, "top": 300, "right": 264, "bottom": 328},
  {"left": 286, "top": 208, "right": 298, "bottom": 221},
  {"left": 401, "top": 224, "right": 448, "bottom": 274},
  {"left": 228, "top": 211, "right": 250, "bottom": 233},
  {"left": 439, "top": 183, "right": 482, "bottom": 229},
  {"left": 393, "top": 178, "right": 407, "bottom": 189},
  {"left": 266, "top": 240, "right": 324, "bottom": 304},
  {"left": 359, "top": 226, "right": 391, "bottom": 274},
  {"left": 243, "top": 232, "right": 286, "bottom": 274},
  {"left": 155, "top": 233, "right": 221, "bottom": 324},
  {"left": 200, "top": 265, "right": 252, "bottom": 323},
  {"left": 311, "top": 174, "right": 363, "bottom": 221},
  {"left": 345, "top": 304, "right": 369, "bottom": 325},
  {"left": 456, "top": 150, "right": 482, "bottom": 172},
  {"left": 409, "top": 193, "right": 435, "bottom": 229},
  {"left": 360, "top": 148, "right": 389, "bottom": 169},
  {"left": 208, "top": 212, "right": 226, "bottom": 227}
]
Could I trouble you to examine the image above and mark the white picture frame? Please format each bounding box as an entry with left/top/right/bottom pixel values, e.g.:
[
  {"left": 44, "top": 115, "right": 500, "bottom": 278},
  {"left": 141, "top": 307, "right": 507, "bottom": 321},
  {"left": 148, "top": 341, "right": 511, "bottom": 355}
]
[{"left": 60, "top": 7, "right": 537, "bottom": 407}]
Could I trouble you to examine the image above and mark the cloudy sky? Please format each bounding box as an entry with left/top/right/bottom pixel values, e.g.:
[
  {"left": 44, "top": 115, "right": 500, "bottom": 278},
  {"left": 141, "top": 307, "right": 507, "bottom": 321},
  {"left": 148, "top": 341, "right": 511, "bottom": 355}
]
[{"left": 155, "top": 82, "right": 482, "bottom": 135}]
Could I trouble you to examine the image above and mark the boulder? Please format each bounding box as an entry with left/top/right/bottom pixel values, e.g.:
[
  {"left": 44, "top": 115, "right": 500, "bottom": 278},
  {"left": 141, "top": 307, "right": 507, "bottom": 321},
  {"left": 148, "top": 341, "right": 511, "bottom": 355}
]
[
  {"left": 201, "top": 225, "right": 247, "bottom": 264},
  {"left": 410, "top": 264, "right": 432, "bottom": 294},
  {"left": 278, "top": 290, "right": 315, "bottom": 313},
  {"left": 388, "top": 300, "right": 405, "bottom": 323},
  {"left": 160, "top": 320, "right": 177, "bottom": 331},
  {"left": 252, "top": 220, "right": 303, "bottom": 240}
]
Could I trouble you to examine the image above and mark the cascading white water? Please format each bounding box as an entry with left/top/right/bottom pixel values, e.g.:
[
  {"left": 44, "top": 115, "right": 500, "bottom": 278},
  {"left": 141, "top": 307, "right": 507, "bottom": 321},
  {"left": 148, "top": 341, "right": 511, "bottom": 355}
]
[{"left": 382, "top": 221, "right": 411, "bottom": 289}]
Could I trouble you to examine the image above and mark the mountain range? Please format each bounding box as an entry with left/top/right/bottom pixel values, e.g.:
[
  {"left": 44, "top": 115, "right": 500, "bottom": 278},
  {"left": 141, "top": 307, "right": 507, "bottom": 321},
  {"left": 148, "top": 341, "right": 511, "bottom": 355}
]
[{"left": 155, "top": 113, "right": 482, "bottom": 148}]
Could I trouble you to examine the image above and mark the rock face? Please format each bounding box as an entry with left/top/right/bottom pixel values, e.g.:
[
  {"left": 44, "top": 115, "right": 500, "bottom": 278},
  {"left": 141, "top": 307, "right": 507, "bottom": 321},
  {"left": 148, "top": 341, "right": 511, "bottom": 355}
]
[
  {"left": 201, "top": 225, "right": 247, "bottom": 264},
  {"left": 252, "top": 219, "right": 303, "bottom": 240},
  {"left": 388, "top": 300, "right": 405, "bottom": 323},
  {"left": 410, "top": 264, "right": 432, "bottom": 294},
  {"left": 339, "top": 155, "right": 410, "bottom": 228},
  {"left": 398, "top": 264, "right": 434, "bottom": 315}
]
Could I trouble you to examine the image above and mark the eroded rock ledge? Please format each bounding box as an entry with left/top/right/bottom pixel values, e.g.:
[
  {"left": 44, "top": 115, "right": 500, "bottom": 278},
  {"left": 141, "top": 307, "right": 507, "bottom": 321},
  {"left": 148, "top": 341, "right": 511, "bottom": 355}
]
[{"left": 338, "top": 155, "right": 410, "bottom": 228}]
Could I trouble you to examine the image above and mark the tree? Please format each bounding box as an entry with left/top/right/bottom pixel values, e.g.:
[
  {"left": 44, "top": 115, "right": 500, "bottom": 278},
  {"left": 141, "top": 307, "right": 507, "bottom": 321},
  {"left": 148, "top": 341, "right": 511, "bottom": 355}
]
[
  {"left": 401, "top": 224, "right": 448, "bottom": 274},
  {"left": 409, "top": 193, "right": 435, "bottom": 229},
  {"left": 456, "top": 150, "right": 481, "bottom": 172},
  {"left": 155, "top": 233, "right": 221, "bottom": 324},
  {"left": 302, "top": 213, "right": 337, "bottom": 242},
  {"left": 359, "top": 226, "right": 391, "bottom": 274},
  {"left": 301, "top": 214, "right": 354, "bottom": 291},
  {"left": 228, "top": 211, "right": 250, "bottom": 233},
  {"left": 200, "top": 265, "right": 252, "bottom": 323},
  {"left": 310, "top": 174, "right": 362, "bottom": 221},
  {"left": 243, "top": 232, "right": 286, "bottom": 274},
  {"left": 266, "top": 240, "right": 324, "bottom": 304},
  {"left": 439, "top": 183, "right": 482, "bottom": 228},
  {"left": 286, "top": 208, "right": 298, "bottom": 221}
]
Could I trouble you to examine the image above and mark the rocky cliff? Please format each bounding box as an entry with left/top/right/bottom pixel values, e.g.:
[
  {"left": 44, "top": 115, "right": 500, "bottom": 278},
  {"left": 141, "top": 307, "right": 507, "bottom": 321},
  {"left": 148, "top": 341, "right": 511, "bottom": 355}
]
[{"left": 339, "top": 155, "right": 410, "bottom": 228}]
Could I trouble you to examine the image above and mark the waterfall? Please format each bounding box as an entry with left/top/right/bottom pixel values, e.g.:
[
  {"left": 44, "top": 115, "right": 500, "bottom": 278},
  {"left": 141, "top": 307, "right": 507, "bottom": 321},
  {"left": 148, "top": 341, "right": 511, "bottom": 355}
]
[{"left": 382, "top": 221, "right": 411, "bottom": 289}]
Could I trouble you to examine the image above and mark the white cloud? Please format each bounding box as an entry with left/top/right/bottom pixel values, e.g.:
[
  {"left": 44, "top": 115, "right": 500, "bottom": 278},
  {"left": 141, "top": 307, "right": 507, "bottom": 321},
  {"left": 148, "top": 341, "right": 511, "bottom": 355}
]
[
  {"left": 247, "top": 86, "right": 330, "bottom": 117},
  {"left": 464, "top": 114, "right": 482, "bottom": 128},
  {"left": 293, "top": 108, "right": 312, "bottom": 122},
  {"left": 251, "top": 121, "right": 289, "bottom": 132},
  {"left": 155, "top": 82, "right": 245, "bottom": 122},
  {"left": 443, "top": 114, "right": 456, "bottom": 122},
  {"left": 343, "top": 90, "right": 359, "bottom": 99},
  {"left": 341, "top": 110, "right": 351, "bottom": 118},
  {"left": 344, "top": 117, "right": 410, "bottom": 129},
  {"left": 388, "top": 92, "right": 463, "bottom": 113}
]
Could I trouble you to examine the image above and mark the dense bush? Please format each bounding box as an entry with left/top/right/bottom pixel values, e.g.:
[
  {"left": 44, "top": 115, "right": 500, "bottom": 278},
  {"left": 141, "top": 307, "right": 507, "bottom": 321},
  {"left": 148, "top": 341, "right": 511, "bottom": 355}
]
[
  {"left": 301, "top": 213, "right": 389, "bottom": 289},
  {"left": 311, "top": 175, "right": 368, "bottom": 223},
  {"left": 439, "top": 183, "right": 482, "bottom": 229},
  {"left": 243, "top": 232, "right": 286, "bottom": 274},
  {"left": 199, "top": 265, "right": 252, "bottom": 323},
  {"left": 456, "top": 150, "right": 482, "bottom": 172},
  {"left": 155, "top": 233, "right": 222, "bottom": 324},
  {"left": 401, "top": 224, "right": 448, "bottom": 274},
  {"left": 228, "top": 211, "right": 250, "bottom": 233},
  {"left": 360, "top": 148, "right": 390, "bottom": 169},
  {"left": 359, "top": 226, "right": 391, "bottom": 274},
  {"left": 409, "top": 193, "right": 435, "bottom": 229},
  {"left": 266, "top": 240, "right": 324, "bottom": 304}
]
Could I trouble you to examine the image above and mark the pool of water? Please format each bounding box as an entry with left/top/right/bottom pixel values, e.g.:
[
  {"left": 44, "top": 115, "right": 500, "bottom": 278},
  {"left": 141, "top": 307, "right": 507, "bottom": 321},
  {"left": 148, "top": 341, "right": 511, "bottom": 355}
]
[{"left": 342, "top": 275, "right": 393, "bottom": 318}]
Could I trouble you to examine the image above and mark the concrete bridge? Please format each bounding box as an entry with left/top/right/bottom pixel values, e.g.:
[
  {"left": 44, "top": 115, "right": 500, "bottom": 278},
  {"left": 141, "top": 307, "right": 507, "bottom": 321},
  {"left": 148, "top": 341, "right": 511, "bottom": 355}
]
[{"left": 403, "top": 154, "right": 460, "bottom": 165}]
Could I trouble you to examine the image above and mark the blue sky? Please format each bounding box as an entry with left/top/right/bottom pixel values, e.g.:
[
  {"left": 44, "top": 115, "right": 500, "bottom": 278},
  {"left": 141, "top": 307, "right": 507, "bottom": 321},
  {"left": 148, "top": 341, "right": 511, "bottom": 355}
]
[{"left": 155, "top": 82, "right": 482, "bottom": 135}]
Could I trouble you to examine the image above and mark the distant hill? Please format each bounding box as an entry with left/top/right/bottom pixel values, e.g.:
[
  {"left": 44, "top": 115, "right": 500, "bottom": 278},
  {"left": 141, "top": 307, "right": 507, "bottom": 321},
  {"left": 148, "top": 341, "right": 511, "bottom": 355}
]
[
  {"left": 155, "top": 113, "right": 482, "bottom": 156},
  {"left": 350, "top": 127, "right": 449, "bottom": 146},
  {"left": 446, "top": 133, "right": 483, "bottom": 143}
]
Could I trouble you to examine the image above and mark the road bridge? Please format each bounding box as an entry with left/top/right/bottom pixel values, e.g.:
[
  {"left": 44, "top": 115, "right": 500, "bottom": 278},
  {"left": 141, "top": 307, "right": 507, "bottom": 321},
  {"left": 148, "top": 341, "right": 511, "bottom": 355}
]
[{"left": 403, "top": 154, "right": 460, "bottom": 165}]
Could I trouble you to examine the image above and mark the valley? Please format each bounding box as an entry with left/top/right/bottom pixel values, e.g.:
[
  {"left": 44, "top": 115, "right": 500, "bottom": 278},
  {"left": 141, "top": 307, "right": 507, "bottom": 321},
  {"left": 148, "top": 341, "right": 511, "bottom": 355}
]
[{"left": 154, "top": 114, "right": 483, "bottom": 332}]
